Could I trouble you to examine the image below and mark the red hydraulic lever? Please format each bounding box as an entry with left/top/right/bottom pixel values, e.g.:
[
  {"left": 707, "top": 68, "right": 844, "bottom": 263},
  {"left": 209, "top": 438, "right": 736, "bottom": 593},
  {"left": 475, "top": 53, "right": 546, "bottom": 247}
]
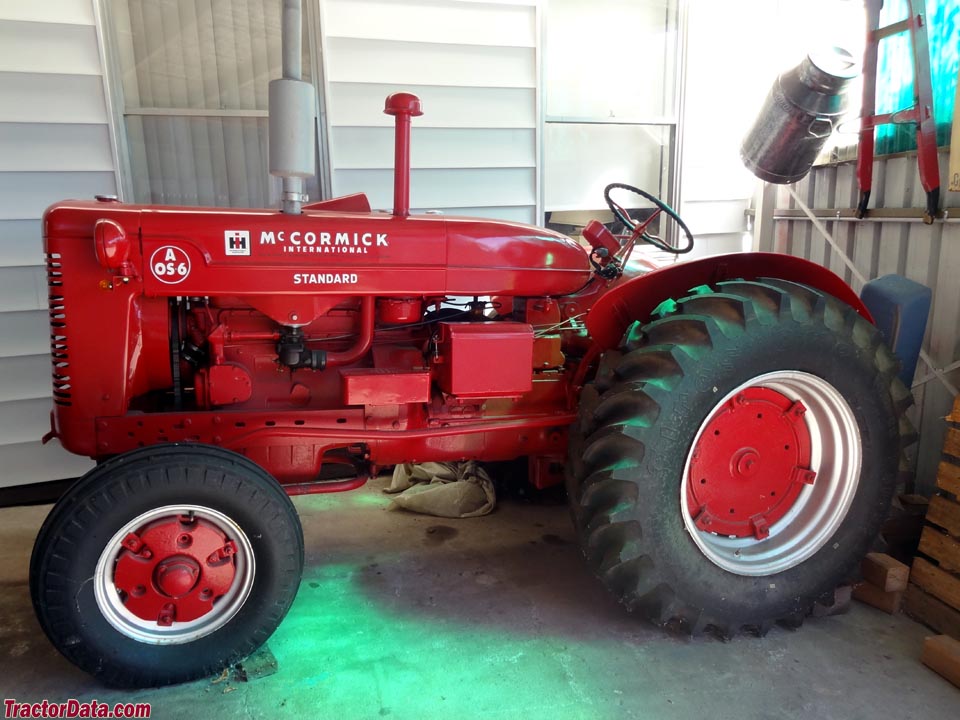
[{"left": 383, "top": 92, "right": 423, "bottom": 217}]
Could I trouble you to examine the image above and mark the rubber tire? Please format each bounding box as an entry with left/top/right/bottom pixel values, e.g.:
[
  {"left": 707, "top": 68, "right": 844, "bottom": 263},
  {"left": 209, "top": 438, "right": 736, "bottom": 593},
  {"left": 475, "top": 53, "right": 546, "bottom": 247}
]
[
  {"left": 567, "top": 279, "right": 913, "bottom": 636},
  {"left": 30, "top": 444, "right": 304, "bottom": 687}
]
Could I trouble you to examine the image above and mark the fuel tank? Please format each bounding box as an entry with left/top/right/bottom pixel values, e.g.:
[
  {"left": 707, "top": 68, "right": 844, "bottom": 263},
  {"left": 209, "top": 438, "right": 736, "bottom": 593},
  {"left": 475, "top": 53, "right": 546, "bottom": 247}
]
[{"left": 45, "top": 199, "right": 593, "bottom": 300}]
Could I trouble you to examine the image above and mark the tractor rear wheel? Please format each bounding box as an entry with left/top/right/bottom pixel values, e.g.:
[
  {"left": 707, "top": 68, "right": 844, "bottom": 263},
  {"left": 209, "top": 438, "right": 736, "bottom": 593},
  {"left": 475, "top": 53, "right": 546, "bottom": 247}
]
[
  {"left": 568, "top": 279, "right": 912, "bottom": 635},
  {"left": 30, "top": 444, "right": 303, "bottom": 687}
]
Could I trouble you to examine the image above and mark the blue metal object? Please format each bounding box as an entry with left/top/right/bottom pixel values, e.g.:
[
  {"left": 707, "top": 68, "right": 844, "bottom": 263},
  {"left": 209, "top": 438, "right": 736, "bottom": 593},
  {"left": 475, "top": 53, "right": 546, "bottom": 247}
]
[{"left": 860, "top": 274, "right": 931, "bottom": 386}]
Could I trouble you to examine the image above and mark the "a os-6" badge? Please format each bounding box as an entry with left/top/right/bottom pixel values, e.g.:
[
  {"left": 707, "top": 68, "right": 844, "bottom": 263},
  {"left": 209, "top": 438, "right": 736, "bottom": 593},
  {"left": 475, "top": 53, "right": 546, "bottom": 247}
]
[{"left": 149, "top": 246, "right": 191, "bottom": 284}]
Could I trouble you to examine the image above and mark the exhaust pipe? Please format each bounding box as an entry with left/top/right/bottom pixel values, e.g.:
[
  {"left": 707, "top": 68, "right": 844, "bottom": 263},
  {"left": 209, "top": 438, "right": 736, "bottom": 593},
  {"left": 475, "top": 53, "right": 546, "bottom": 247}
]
[{"left": 269, "top": 0, "right": 316, "bottom": 215}]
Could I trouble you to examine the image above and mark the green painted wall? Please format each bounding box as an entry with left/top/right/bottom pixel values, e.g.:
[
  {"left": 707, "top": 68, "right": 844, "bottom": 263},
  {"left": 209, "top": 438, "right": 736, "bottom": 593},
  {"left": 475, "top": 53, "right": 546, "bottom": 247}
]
[{"left": 875, "top": 0, "right": 958, "bottom": 153}]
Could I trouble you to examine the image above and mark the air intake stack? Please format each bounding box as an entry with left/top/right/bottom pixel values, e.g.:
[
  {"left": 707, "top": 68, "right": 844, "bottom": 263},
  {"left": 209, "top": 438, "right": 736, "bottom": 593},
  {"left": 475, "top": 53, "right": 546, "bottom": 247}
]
[{"left": 384, "top": 93, "right": 423, "bottom": 216}]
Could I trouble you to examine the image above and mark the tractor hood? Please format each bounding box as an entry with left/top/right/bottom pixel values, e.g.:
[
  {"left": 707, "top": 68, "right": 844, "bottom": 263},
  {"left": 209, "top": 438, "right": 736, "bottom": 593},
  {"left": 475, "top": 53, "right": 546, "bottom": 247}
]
[{"left": 45, "top": 201, "right": 593, "bottom": 299}]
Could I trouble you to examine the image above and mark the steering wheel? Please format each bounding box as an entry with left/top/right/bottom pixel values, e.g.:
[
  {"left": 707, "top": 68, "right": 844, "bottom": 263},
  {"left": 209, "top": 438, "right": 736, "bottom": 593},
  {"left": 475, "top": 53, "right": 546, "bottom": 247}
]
[{"left": 603, "top": 183, "right": 695, "bottom": 255}]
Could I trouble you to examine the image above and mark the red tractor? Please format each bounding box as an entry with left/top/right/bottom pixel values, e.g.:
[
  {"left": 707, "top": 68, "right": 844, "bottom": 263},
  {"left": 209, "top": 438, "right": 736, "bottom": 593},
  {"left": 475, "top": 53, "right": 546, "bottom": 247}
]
[{"left": 30, "top": 92, "right": 909, "bottom": 688}]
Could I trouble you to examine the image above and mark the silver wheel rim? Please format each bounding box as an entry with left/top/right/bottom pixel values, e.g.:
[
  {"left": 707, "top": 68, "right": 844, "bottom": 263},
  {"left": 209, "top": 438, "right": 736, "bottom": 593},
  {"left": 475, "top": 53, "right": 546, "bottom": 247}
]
[
  {"left": 680, "top": 371, "right": 862, "bottom": 576},
  {"left": 94, "top": 504, "right": 255, "bottom": 645}
]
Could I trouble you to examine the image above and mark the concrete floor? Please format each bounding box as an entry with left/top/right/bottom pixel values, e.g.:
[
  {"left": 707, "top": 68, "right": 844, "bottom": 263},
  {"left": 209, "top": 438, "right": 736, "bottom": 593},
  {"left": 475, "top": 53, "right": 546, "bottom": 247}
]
[{"left": 1, "top": 476, "right": 957, "bottom": 720}]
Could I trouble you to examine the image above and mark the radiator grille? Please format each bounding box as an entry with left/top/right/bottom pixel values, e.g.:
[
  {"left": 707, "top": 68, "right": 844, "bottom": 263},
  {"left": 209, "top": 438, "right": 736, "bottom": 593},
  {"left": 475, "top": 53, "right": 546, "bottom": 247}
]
[{"left": 46, "top": 252, "right": 71, "bottom": 406}]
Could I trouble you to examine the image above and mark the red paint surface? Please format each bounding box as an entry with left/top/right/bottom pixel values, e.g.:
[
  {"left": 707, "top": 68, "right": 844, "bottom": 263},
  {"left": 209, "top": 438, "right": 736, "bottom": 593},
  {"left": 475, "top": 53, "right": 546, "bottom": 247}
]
[
  {"left": 114, "top": 514, "right": 237, "bottom": 623},
  {"left": 41, "top": 92, "right": 872, "bottom": 494},
  {"left": 687, "top": 388, "right": 814, "bottom": 540},
  {"left": 585, "top": 253, "right": 873, "bottom": 350}
]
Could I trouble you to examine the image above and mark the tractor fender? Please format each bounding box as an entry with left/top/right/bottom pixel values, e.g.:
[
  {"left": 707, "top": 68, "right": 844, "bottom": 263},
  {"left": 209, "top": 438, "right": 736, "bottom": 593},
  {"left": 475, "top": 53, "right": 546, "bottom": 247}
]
[{"left": 584, "top": 252, "right": 872, "bottom": 350}]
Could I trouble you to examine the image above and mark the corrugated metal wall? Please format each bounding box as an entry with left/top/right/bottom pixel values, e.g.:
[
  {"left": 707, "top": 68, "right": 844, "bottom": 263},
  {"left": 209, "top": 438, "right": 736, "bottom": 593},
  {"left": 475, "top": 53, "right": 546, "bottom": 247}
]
[
  {"left": 319, "top": 0, "right": 539, "bottom": 224},
  {"left": 0, "top": 0, "right": 116, "bottom": 487},
  {"left": 110, "top": 0, "right": 305, "bottom": 207},
  {"left": 758, "top": 149, "right": 960, "bottom": 493}
]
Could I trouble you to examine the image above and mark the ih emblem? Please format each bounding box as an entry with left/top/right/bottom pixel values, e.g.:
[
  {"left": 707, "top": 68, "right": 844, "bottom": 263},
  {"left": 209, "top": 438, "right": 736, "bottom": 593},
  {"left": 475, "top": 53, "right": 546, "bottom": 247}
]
[{"left": 224, "top": 230, "right": 250, "bottom": 256}]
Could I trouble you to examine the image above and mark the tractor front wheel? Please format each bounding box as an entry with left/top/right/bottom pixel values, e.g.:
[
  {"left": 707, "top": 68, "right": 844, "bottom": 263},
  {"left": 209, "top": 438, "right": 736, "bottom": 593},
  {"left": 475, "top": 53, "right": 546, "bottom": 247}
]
[
  {"left": 568, "top": 279, "right": 911, "bottom": 634},
  {"left": 30, "top": 444, "right": 303, "bottom": 687}
]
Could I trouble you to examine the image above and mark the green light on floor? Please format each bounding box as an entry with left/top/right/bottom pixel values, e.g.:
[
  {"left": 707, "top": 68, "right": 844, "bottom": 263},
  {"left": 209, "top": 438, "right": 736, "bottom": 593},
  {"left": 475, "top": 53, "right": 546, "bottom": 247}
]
[
  {"left": 261, "top": 563, "right": 625, "bottom": 719},
  {"left": 296, "top": 490, "right": 392, "bottom": 511}
]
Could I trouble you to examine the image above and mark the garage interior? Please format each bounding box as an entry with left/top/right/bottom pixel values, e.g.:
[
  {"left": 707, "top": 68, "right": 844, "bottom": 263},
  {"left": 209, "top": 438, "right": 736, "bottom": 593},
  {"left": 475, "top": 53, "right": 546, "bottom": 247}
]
[{"left": 1, "top": 0, "right": 959, "bottom": 718}]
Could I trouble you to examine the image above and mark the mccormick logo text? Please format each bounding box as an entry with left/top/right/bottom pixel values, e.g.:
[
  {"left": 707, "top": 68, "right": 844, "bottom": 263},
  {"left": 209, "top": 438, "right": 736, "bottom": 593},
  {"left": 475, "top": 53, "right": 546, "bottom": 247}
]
[{"left": 259, "top": 230, "right": 388, "bottom": 254}]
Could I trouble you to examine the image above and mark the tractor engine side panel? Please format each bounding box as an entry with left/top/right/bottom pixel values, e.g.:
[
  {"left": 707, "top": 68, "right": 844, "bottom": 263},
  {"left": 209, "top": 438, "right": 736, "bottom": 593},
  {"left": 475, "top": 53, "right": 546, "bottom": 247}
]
[
  {"left": 44, "top": 205, "right": 171, "bottom": 457},
  {"left": 41, "top": 202, "right": 595, "bottom": 484}
]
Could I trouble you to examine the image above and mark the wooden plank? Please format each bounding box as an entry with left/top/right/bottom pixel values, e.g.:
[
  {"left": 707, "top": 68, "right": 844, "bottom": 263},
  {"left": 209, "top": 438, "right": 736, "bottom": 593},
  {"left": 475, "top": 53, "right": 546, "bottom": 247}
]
[
  {"left": 861, "top": 552, "right": 910, "bottom": 592},
  {"left": 905, "top": 584, "right": 960, "bottom": 639},
  {"left": 912, "top": 557, "right": 960, "bottom": 610},
  {"left": 852, "top": 582, "right": 903, "bottom": 614},
  {"left": 927, "top": 495, "right": 960, "bottom": 537},
  {"left": 921, "top": 635, "right": 960, "bottom": 689},
  {"left": 944, "top": 428, "right": 960, "bottom": 458},
  {"left": 938, "top": 461, "right": 960, "bottom": 497},
  {"left": 919, "top": 526, "right": 960, "bottom": 573},
  {"left": 949, "top": 394, "right": 960, "bottom": 423}
]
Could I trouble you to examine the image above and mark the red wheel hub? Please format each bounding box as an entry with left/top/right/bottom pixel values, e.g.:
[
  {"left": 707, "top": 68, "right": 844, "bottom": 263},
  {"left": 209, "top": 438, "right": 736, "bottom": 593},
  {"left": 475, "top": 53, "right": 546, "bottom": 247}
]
[
  {"left": 113, "top": 515, "right": 239, "bottom": 624},
  {"left": 154, "top": 557, "right": 201, "bottom": 597},
  {"left": 687, "top": 387, "right": 816, "bottom": 540}
]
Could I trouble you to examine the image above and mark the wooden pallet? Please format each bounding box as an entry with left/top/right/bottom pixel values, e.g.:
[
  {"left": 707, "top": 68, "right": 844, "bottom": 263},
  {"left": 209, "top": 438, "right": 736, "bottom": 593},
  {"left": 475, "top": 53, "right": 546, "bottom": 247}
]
[{"left": 904, "top": 396, "right": 960, "bottom": 639}]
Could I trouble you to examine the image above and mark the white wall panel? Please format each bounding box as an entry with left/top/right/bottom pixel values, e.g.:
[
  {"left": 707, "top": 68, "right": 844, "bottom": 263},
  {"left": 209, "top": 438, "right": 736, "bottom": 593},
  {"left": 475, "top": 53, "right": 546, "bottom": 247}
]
[
  {"left": 0, "top": 171, "right": 116, "bottom": 220},
  {"left": 0, "top": 220, "right": 43, "bottom": 267},
  {"left": 0, "top": 398, "right": 56, "bottom": 446},
  {"left": 0, "top": 440, "right": 94, "bottom": 489},
  {"left": 0, "top": 20, "right": 101, "bottom": 75},
  {"left": 545, "top": 0, "right": 673, "bottom": 120},
  {"left": 334, "top": 167, "right": 536, "bottom": 210},
  {"left": 328, "top": 84, "right": 536, "bottom": 128},
  {"left": 0, "top": 123, "right": 114, "bottom": 172},
  {"left": 544, "top": 123, "right": 666, "bottom": 212},
  {"left": 325, "top": 37, "right": 536, "bottom": 88},
  {"left": 0, "top": 311, "right": 49, "bottom": 358},
  {"left": 332, "top": 127, "right": 535, "bottom": 169},
  {"left": 0, "top": 355, "right": 50, "bottom": 403},
  {"left": 324, "top": 0, "right": 536, "bottom": 47},
  {"left": 0, "top": 2, "right": 116, "bottom": 486},
  {"left": 0, "top": 267, "right": 46, "bottom": 312},
  {"left": 0, "top": 73, "right": 108, "bottom": 124},
  {"left": 684, "top": 232, "right": 745, "bottom": 259},
  {"left": 0, "top": 0, "right": 94, "bottom": 26},
  {"left": 454, "top": 0, "right": 536, "bottom": 5},
  {"left": 680, "top": 199, "right": 750, "bottom": 236},
  {"left": 417, "top": 205, "right": 537, "bottom": 224},
  {"left": 321, "top": 0, "right": 539, "bottom": 223}
]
